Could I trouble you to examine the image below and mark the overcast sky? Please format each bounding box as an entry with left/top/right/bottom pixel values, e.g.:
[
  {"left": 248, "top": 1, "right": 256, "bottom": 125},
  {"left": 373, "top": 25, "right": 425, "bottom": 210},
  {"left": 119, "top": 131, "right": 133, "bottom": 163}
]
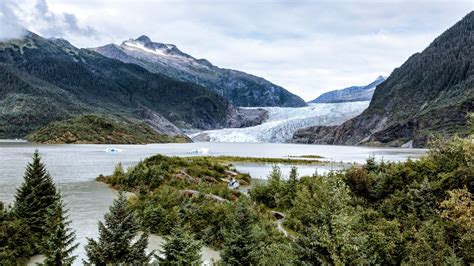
[{"left": 1, "top": 0, "right": 472, "bottom": 100}]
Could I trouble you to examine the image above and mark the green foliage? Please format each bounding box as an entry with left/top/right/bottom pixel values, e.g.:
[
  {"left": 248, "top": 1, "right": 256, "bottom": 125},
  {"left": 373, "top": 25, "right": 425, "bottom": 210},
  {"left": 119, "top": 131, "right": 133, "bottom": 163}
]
[
  {"left": 249, "top": 166, "right": 284, "bottom": 208},
  {"left": 84, "top": 192, "right": 152, "bottom": 264},
  {"left": 28, "top": 114, "right": 190, "bottom": 144},
  {"left": 113, "top": 162, "right": 125, "bottom": 177},
  {"left": 100, "top": 155, "right": 249, "bottom": 194},
  {"left": 14, "top": 150, "right": 60, "bottom": 253},
  {"left": 0, "top": 205, "right": 34, "bottom": 264},
  {"left": 41, "top": 199, "right": 78, "bottom": 266},
  {"left": 98, "top": 154, "right": 295, "bottom": 263},
  {"left": 220, "top": 199, "right": 260, "bottom": 265},
  {"left": 404, "top": 219, "right": 461, "bottom": 265},
  {"left": 250, "top": 136, "right": 474, "bottom": 264},
  {"left": 440, "top": 187, "right": 474, "bottom": 261},
  {"left": 291, "top": 173, "right": 373, "bottom": 264},
  {"left": 1, "top": 150, "right": 79, "bottom": 264},
  {"left": 250, "top": 165, "right": 299, "bottom": 210},
  {"left": 160, "top": 223, "right": 202, "bottom": 265}
]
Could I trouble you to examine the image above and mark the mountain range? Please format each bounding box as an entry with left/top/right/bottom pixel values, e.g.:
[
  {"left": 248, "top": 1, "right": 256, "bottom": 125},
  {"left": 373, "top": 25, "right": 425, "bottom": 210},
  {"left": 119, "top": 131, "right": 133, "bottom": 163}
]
[
  {"left": 91, "top": 36, "right": 306, "bottom": 107},
  {"left": 293, "top": 12, "right": 474, "bottom": 148},
  {"left": 309, "top": 76, "right": 386, "bottom": 103},
  {"left": 0, "top": 32, "right": 268, "bottom": 140}
]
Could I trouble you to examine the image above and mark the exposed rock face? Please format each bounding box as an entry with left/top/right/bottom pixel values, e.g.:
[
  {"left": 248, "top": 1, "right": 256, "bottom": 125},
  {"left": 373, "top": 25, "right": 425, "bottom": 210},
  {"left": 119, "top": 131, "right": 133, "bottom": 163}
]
[
  {"left": 227, "top": 108, "right": 269, "bottom": 128},
  {"left": 137, "top": 108, "right": 184, "bottom": 136},
  {"left": 292, "top": 125, "right": 339, "bottom": 144},
  {"left": 91, "top": 37, "right": 306, "bottom": 107},
  {"left": 293, "top": 12, "right": 474, "bottom": 148},
  {"left": 309, "top": 76, "right": 385, "bottom": 103}
]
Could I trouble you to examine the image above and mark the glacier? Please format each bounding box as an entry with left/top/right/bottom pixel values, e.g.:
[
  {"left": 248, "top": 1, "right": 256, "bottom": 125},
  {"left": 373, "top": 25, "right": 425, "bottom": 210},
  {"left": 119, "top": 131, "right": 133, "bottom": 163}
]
[{"left": 190, "top": 101, "right": 370, "bottom": 143}]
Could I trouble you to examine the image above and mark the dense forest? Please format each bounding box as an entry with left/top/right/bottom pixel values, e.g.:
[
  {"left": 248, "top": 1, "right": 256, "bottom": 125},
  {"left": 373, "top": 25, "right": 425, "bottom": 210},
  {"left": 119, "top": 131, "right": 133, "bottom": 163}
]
[{"left": 1, "top": 116, "right": 472, "bottom": 264}]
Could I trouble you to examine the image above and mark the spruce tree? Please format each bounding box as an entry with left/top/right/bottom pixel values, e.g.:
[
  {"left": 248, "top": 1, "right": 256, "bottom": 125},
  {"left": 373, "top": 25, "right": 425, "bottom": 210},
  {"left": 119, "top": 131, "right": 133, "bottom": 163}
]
[
  {"left": 14, "top": 150, "right": 59, "bottom": 251},
  {"left": 160, "top": 223, "right": 202, "bottom": 264},
  {"left": 42, "top": 198, "right": 78, "bottom": 265},
  {"left": 221, "top": 199, "right": 259, "bottom": 265},
  {"left": 279, "top": 166, "right": 298, "bottom": 209},
  {"left": 84, "top": 192, "right": 152, "bottom": 264}
]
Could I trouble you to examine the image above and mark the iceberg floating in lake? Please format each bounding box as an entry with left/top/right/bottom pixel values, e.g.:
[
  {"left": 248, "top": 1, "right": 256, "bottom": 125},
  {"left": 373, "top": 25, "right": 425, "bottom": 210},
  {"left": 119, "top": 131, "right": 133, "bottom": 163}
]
[
  {"left": 192, "top": 147, "right": 210, "bottom": 155},
  {"left": 105, "top": 148, "right": 123, "bottom": 153}
]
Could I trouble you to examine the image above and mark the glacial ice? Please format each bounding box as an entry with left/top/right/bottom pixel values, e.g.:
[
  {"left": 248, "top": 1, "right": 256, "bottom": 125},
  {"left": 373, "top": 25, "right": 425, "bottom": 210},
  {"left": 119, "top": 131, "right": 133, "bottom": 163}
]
[{"left": 190, "top": 101, "right": 370, "bottom": 143}]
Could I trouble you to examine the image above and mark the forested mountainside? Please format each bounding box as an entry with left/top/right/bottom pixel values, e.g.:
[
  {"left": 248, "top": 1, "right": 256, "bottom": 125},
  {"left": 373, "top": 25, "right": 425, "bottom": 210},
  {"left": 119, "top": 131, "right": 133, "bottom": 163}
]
[
  {"left": 293, "top": 12, "right": 474, "bottom": 147},
  {"left": 309, "top": 76, "right": 385, "bottom": 103},
  {"left": 92, "top": 36, "right": 306, "bottom": 107},
  {"left": 0, "top": 32, "right": 257, "bottom": 140}
]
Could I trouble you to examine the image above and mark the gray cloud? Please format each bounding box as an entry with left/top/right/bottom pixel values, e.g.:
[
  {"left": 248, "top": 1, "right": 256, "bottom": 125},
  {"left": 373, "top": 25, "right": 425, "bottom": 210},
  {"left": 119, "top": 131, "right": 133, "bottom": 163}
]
[
  {"left": 31, "top": 0, "right": 96, "bottom": 37},
  {"left": 63, "top": 13, "right": 95, "bottom": 36},
  {"left": 0, "top": 0, "right": 96, "bottom": 41}
]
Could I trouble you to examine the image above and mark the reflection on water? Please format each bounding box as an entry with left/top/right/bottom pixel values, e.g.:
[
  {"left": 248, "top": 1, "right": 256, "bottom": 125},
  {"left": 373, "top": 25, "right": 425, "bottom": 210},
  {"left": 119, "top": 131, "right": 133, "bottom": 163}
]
[{"left": 0, "top": 141, "right": 426, "bottom": 263}]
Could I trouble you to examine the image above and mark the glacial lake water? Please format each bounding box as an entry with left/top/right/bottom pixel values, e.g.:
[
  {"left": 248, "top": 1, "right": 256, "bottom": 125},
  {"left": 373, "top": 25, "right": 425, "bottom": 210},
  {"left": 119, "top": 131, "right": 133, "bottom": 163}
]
[{"left": 0, "top": 141, "right": 426, "bottom": 264}]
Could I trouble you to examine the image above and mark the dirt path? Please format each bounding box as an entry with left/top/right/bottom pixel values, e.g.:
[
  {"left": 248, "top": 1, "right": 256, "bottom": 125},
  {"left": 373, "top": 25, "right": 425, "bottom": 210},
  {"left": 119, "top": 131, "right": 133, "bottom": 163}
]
[{"left": 271, "top": 211, "right": 295, "bottom": 240}]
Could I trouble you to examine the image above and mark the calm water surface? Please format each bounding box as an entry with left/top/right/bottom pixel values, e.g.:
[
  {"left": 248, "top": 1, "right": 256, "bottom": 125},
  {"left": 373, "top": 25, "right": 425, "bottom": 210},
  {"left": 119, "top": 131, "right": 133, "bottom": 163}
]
[{"left": 0, "top": 141, "right": 425, "bottom": 263}]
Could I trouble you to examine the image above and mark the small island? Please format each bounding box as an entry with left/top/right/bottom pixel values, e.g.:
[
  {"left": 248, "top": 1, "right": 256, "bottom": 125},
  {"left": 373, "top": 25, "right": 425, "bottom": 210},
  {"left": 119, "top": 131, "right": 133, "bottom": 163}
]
[{"left": 27, "top": 115, "right": 191, "bottom": 144}]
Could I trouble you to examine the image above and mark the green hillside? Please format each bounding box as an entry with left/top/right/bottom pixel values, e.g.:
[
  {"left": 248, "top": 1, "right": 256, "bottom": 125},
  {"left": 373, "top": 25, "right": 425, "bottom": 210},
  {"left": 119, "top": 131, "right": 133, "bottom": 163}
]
[{"left": 27, "top": 115, "right": 190, "bottom": 144}]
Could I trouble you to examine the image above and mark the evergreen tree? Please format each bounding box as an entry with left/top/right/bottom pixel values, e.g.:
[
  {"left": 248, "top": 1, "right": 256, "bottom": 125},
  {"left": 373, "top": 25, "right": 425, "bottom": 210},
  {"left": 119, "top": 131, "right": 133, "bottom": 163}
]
[
  {"left": 14, "top": 150, "right": 59, "bottom": 251},
  {"left": 160, "top": 223, "right": 202, "bottom": 265},
  {"left": 279, "top": 166, "right": 299, "bottom": 209},
  {"left": 84, "top": 192, "right": 152, "bottom": 264},
  {"left": 221, "top": 199, "right": 259, "bottom": 265},
  {"left": 42, "top": 198, "right": 78, "bottom": 265},
  {"left": 365, "top": 155, "right": 377, "bottom": 172}
]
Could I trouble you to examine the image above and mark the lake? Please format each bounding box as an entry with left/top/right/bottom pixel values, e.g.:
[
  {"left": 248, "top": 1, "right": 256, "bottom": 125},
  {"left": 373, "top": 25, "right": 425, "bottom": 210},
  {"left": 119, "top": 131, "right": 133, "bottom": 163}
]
[{"left": 0, "top": 141, "right": 426, "bottom": 263}]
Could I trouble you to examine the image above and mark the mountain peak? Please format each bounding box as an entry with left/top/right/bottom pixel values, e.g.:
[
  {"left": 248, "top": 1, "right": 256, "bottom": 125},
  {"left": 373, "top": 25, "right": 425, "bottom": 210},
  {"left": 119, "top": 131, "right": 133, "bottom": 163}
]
[{"left": 136, "top": 35, "right": 152, "bottom": 43}]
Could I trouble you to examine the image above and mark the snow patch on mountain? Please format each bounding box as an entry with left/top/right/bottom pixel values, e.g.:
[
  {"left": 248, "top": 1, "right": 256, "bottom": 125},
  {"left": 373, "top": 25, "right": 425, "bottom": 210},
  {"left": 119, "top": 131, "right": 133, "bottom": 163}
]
[
  {"left": 190, "top": 101, "right": 370, "bottom": 143},
  {"left": 123, "top": 40, "right": 167, "bottom": 56}
]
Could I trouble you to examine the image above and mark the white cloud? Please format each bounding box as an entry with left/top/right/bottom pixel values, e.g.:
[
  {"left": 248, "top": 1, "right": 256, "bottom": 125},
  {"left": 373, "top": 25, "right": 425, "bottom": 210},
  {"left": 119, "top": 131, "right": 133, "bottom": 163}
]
[
  {"left": 2, "top": 0, "right": 472, "bottom": 100},
  {"left": 0, "top": 0, "right": 26, "bottom": 40}
]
